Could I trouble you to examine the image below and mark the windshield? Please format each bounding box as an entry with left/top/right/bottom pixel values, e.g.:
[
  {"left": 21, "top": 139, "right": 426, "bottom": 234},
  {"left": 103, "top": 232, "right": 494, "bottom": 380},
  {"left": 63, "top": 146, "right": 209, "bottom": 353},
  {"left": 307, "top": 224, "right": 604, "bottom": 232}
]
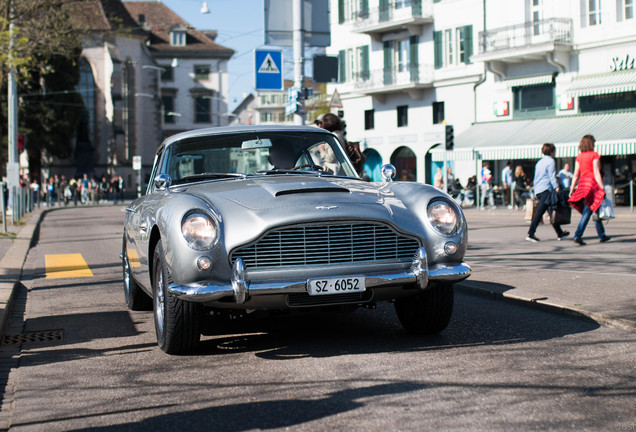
[{"left": 163, "top": 131, "right": 358, "bottom": 185}]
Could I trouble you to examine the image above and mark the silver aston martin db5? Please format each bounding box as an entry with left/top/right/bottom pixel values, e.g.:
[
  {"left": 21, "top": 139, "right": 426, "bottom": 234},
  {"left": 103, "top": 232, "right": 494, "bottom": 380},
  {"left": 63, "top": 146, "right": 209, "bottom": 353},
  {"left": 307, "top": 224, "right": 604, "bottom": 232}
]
[{"left": 122, "top": 125, "right": 471, "bottom": 354}]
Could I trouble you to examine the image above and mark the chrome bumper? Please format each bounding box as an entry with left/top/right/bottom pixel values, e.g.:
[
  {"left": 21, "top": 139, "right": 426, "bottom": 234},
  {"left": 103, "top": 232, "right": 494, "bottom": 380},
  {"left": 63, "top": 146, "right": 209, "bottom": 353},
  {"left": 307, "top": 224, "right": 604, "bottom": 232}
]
[{"left": 167, "top": 247, "right": 471, "bottom": 305}]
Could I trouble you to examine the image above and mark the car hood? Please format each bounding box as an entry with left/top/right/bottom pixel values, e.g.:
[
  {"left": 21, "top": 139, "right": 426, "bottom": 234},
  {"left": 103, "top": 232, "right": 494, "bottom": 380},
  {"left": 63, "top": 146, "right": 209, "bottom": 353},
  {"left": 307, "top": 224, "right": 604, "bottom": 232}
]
[{"left": 177, "top": 176, "right": 430, "bottom": 246}]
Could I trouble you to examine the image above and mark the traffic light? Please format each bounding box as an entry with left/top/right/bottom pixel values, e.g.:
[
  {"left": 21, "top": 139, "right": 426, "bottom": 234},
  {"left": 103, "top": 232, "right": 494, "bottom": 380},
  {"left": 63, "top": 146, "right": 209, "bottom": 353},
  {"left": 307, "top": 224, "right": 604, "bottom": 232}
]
[{"left": 445, "top": 125, "right": 454, "bottom": 150}]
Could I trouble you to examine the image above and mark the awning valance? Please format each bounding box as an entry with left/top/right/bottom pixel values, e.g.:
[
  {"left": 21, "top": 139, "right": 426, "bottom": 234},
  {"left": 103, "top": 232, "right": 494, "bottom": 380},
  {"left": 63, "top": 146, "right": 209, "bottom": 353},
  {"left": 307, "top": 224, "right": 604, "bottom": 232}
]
[
  {"left": 504, "top": 74, "right": 554, "bottom": 88},
  {"left": 430, "top": 111, "right": 636, "bottom": 161},
  {"left": 566, "top": 70, "right": 636, "bottom": 97}
]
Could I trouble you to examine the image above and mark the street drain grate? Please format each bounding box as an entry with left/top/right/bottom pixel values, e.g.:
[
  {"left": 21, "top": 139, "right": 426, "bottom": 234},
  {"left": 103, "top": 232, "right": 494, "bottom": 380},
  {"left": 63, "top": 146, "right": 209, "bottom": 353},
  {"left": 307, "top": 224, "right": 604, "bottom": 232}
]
[{"left": 1, "top": 330, "right": 64, "bottom": 346}]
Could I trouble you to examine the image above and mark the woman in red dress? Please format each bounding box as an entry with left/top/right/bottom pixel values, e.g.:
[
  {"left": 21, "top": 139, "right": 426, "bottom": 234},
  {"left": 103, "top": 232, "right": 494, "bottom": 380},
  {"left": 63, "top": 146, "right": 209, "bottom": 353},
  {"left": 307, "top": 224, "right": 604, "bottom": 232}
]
[{"left": 568, "top": 135, "right": 610, "bottom": 245}]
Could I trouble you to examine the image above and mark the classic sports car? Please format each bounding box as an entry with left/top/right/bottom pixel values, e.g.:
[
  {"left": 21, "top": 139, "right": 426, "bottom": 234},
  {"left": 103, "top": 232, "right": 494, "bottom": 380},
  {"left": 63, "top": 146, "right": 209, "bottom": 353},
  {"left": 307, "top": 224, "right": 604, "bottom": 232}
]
[{"left": 122, "top": 125, "right": 471, "bottom": 354}]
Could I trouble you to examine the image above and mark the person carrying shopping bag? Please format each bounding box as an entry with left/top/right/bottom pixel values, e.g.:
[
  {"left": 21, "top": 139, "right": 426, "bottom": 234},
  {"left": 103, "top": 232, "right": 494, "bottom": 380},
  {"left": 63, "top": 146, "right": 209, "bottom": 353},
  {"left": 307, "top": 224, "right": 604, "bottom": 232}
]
[{"left": 568, "top": 135, "right": 610, "bottom": 245}]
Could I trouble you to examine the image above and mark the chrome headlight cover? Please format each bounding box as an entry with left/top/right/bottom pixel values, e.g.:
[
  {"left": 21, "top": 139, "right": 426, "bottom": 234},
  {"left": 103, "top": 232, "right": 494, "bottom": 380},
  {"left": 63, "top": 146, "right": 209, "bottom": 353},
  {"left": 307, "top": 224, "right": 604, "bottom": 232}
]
[
  {"left": 427, "top": 200, "right": 461, "bottom": 236},
  {"left": 181, "top": 212, "right": 219, "bottom": 251}
]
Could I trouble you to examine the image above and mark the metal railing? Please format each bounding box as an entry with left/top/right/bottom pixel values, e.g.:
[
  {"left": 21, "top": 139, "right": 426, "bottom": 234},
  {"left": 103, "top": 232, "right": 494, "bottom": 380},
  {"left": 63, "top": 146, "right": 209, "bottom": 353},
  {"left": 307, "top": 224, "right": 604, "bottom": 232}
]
[
  {"left": 478, "top": 18, "right": 572, "bottom": 54},
  {"left": 352, "top": 64, "right": 434, "bottom": 92},
  {"left": 1, "top": 183, "right": 36, "bottom": 233},
  {"left": 351, "top": 0, "right": 432, "bottom": 30}
]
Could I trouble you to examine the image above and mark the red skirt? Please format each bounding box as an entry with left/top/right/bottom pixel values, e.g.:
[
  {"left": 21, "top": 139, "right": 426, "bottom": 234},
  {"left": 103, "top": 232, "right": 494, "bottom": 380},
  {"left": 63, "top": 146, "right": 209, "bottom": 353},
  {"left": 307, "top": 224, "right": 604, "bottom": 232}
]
[{"left": 568, "top": 175, "right": 604, "bottom": 213}]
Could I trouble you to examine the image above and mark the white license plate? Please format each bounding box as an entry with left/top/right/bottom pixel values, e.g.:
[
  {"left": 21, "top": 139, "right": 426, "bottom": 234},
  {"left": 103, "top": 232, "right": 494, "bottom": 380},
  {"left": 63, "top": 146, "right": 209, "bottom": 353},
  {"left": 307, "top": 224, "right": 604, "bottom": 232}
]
[{"left": 307, "top": 276, "right": 366, "bottom": 296}]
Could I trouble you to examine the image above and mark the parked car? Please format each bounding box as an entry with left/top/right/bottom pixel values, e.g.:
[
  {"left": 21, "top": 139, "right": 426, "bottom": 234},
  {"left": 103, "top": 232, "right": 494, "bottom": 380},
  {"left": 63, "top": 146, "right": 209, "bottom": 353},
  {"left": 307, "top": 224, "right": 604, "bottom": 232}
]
[{"left": 122, "top": 125, "right": 471, "bottom": 354}]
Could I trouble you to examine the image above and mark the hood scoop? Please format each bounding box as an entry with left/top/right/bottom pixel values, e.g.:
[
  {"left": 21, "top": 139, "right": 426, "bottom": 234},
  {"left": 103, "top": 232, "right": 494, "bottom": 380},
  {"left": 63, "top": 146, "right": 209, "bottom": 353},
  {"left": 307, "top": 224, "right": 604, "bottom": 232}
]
[
  {"left": 275, "top": 185, "right": 350, "bottom": 197},
  {"left": 257, "top": 181, "right": 351, "bottom": 197}
]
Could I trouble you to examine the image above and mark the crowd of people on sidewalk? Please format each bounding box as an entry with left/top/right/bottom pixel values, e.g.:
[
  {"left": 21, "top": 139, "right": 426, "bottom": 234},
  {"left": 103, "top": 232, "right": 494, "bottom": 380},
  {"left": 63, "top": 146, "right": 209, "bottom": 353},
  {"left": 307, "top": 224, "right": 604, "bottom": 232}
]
[{"left": 16, "top": 173, "right": 127, "bottom": 207}]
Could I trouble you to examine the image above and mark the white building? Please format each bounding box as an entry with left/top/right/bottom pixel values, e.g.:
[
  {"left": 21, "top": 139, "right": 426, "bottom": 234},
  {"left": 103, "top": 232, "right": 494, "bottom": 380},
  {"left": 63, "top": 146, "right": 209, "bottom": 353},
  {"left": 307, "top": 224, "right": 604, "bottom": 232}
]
[
  {"left": 328, "top": 0, "right": 636, "bottom": 205},
  {"left": 123, "top": 1, "right": 235, "bottom": 139}
]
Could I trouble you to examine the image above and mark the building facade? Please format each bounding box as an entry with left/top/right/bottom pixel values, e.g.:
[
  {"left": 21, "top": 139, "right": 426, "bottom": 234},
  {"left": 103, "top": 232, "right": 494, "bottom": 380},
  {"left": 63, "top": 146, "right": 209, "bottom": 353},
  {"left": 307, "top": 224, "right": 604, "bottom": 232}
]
[
  {"left": 59, "top": 0, "right": 163, "bottom": 196},
  {"left": 327, "top": 0, "right": 636, "bottom": 204},
  {"left": 122, "top": 1, "right": 235, "bottom": 140}
]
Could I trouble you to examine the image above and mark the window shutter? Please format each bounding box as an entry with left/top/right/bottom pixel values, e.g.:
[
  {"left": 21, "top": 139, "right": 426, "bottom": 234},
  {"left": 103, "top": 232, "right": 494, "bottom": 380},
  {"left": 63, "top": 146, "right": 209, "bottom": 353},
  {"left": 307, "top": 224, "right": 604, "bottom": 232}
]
[
  {"left": 383, "top": 41, "right": 392, "bottom": 85},
  {"left": 412, "top": 0, "right": 422, "bottom": 15},
  {"left": 380, "top": 0, "right": 389, "bottom": 22},
  {"left": 338, "top": 50, "right": 346, "bottom": 82},
  {"left": 360, "top": 45, "right": 370, "bottom": 79},
  {"left": 409, "top": 36, "right": 419, "bottom": 81},
  {"left": 338, "top": 0, "right": 345, "bottom": 24},
  {"left": 463, "top": 25, "right": 473, "bottom": 64},
  {"left": 360, "top": 0, "right": 369, "bottom": 18},
  {"left": 434, "top": 31, "right": 443, "bottom": 69}
]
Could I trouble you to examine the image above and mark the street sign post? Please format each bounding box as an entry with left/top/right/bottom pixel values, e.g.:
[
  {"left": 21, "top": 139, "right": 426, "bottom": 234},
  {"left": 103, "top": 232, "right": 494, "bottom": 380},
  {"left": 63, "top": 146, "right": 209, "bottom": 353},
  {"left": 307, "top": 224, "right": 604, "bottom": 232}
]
[{"left": 255, "top": 49, "right": 283, "bottom": 91}]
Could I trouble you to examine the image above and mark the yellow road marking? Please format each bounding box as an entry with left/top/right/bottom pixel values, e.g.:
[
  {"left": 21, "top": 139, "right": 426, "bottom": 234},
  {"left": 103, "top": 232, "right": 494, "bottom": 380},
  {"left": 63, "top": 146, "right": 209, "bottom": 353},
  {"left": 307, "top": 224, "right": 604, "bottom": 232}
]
[
  {"left": 127, "top": 248, "right": 141, "bottom": 268},
  {"left": 45, "top": 254, "right": 94, "bottom": 279}
]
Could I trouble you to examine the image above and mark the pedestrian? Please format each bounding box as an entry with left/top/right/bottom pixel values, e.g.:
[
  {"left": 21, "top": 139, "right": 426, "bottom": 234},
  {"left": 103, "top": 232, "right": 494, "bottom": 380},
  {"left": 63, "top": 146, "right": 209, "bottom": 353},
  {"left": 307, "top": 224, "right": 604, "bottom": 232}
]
[
  {"left": 319, "top": 112, "right": 366, "bottom": 176},
  {"left": 568, "top": 135, "right": 610, "bottom": 245},
  {"left": 526, "top": 143, "right": 569, "bottom": 242},
  {"left": 501, "top": 161, "right": 513, "bottom": 208},
  {"left": 434, "top": 168, "right": 443, "bottom": 189},
  {"left": 479, "top": 162, "right": 495, "bottom": 209},
  {"left": 513, "top": 165, "right": 530, "bottom": 209},
  {"left": 558, "top": 163, "right": 573, "bottom": 192}
]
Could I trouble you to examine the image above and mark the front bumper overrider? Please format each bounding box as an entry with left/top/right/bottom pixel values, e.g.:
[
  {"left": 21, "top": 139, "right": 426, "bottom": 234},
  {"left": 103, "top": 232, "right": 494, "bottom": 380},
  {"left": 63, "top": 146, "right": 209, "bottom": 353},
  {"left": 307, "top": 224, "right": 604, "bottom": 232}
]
[{"left": 167, "top": 247, "right": 471, "bottom": 305}]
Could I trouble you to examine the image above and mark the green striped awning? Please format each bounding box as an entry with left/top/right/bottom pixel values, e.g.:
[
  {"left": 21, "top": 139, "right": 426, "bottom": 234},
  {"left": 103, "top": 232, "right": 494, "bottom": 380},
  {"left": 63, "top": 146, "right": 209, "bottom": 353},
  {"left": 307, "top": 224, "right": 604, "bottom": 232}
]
[
  {"left": 430, "top": 111, "right": 636, "bottom": 162},
  {"left": 566, "top": 70, "right": 636, "bottom": 97}
]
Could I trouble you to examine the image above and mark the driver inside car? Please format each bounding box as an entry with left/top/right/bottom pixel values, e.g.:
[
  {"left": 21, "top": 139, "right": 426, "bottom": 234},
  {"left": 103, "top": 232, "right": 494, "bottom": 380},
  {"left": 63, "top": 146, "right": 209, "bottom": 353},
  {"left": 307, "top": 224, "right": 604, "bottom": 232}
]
[{"left": 267, "top": 142, "right": 297, "bottom": 170}]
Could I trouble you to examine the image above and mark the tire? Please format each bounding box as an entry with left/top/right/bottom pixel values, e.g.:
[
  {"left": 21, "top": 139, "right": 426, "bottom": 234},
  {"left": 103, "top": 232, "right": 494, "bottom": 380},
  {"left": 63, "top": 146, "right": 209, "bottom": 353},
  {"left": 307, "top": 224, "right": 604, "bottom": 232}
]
[
  {"left": 153, "top": 240, "right": 201, "bottom": 354},
  {"left": 123, "top": 235, "right": 152, "bottom": 311},
  {"left": 394, "top": 283, "right": 454, "bottom": 334}
]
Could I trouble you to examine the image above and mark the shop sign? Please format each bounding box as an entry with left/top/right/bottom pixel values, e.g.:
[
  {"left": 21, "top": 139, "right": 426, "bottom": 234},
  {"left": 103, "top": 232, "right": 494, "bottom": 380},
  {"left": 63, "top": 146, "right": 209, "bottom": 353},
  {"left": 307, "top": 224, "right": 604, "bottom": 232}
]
[
  {"left": 559, "top": 95, "right": 574, "bottom": 111},
  {"left": 610, "top": 54, "right": 635, "bottom": 72},
  {"left": 493, "top": 101, "right": 509, "bottom": 116}
]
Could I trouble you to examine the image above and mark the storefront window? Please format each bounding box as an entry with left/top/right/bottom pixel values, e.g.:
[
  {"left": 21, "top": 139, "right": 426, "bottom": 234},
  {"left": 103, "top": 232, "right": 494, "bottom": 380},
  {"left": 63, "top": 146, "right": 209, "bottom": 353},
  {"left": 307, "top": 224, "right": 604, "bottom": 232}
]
[
  {"left": 513, "top": 83, "right": 555, "bottom": 118},
  {"left": 579, "top": 91, "right": 636, "bottom": 113}
]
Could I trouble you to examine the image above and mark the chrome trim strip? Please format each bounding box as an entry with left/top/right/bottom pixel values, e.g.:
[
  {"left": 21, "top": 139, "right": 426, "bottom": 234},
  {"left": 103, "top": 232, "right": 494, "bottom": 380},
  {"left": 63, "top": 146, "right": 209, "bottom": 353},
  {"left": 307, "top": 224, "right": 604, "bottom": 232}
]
[{"left": 167, "top": 259, "right": 471, "bottom": 303}]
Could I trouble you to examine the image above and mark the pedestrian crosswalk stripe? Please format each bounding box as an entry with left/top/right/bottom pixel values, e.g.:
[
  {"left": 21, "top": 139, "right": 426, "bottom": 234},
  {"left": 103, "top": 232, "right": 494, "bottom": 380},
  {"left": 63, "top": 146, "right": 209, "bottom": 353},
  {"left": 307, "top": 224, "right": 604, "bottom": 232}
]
[{"left": 45, "top": 254, "right": 94, "bottom": 279}]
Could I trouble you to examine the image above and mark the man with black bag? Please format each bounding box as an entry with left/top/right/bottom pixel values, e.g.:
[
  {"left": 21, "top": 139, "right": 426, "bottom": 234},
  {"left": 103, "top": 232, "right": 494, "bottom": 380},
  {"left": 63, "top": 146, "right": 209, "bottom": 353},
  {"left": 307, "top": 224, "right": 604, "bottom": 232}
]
[{"left": 526, "top": 143, "right": 570, "bottom": 242}]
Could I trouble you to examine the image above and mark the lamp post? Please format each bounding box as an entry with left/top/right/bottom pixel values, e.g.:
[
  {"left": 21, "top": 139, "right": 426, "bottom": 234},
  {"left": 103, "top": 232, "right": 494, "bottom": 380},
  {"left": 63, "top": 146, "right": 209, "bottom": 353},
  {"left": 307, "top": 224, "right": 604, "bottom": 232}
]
[{"left": 7, "top": 7, "right": 20, "bottom": 210}]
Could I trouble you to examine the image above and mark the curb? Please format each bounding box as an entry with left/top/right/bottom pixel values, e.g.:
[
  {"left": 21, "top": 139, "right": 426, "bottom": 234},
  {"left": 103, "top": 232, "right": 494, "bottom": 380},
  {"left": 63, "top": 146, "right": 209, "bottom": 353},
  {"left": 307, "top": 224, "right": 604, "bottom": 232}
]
[
  {"left": 0, "top": 208, "right": 46, "bottom": 338},
  {"left": 455, "top": 282, "right": 636, "bottom": 333}
]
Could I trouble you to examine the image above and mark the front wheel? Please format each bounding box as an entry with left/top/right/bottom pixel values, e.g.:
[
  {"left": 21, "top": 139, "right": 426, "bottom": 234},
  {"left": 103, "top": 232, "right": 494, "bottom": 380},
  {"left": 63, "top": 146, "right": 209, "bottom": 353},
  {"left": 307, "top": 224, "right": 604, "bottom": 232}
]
[
  {"left": 394, "top": 283, "right": 454, "bottom": 334},
  {"left": 153, "top": 240, "right": 201, "bottom": 354},
  {"left": 123, "top": 235, "right": 151, "bottom": 311}
]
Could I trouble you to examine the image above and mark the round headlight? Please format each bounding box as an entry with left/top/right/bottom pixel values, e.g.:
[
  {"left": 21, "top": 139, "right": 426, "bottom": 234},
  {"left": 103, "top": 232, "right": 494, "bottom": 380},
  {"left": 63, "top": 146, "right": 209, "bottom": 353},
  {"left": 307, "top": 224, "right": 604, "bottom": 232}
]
[
  {"left": 181, "top": 213, "right": 219, "bottom": 250},
  {"left": 427, "top": 201, "right": 459, "bottom": 235}
]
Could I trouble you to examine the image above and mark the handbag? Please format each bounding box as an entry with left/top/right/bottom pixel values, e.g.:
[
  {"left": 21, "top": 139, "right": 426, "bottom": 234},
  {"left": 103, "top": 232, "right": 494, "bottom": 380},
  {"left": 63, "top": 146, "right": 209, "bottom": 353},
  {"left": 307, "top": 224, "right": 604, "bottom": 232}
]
[
  {"left": 594, "top": 198, "right": 615, "bottom": 221},
  {"left": 550, "top": 205, "right": 571, "bottom": 225}
]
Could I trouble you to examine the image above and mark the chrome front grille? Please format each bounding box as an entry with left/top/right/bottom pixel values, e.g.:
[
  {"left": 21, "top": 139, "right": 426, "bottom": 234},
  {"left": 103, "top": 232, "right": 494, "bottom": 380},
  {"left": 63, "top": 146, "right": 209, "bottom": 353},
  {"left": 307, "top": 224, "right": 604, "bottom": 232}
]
[{"left": 232, "top": 223, "right": 420, "bottom": 269}]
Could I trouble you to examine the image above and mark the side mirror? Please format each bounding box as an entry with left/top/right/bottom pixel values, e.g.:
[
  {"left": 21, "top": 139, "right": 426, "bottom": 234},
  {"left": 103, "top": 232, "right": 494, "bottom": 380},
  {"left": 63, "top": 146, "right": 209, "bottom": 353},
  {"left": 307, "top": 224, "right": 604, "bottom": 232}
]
[
  {"left": 381, "top": 164, "right": 396, "bottom": 182},
  {"left": 154, "top": 174, "right": 172, "bottom": 191}
]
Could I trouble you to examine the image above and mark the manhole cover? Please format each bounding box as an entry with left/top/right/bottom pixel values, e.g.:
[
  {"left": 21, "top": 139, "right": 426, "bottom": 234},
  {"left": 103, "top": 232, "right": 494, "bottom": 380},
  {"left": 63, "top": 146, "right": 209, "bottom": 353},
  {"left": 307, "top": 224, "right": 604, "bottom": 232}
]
[{"left": 1, "top": 330, "right": 64, "bottom": 346}]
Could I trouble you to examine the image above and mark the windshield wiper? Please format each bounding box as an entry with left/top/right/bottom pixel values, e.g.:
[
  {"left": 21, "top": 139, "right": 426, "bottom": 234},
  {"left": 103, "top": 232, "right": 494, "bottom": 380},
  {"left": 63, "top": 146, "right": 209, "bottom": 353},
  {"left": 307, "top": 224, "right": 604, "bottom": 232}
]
[
  {"left": 254, "top": 169, "right": 321, "bottom": 176},
  {"left": 178, "top": 173, "right": 247, "bottom": 184}
]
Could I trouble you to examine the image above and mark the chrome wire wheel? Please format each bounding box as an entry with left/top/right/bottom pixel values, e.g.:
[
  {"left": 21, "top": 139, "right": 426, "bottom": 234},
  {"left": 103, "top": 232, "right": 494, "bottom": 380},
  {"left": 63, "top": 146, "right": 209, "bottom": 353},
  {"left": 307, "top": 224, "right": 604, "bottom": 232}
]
[
  {"left": 154, "top": 264, "right": 166, "bottom": 342},
  {"left": 123, "top": 253, "right": 131, "bottom": 298}
]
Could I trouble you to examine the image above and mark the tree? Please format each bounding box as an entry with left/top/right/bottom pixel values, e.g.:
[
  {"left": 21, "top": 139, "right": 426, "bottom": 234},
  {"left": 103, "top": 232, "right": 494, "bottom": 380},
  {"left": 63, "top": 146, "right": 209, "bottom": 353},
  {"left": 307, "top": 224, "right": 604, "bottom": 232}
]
[{"left": 0, "top": 0, "right": 85, "bottom": 180}]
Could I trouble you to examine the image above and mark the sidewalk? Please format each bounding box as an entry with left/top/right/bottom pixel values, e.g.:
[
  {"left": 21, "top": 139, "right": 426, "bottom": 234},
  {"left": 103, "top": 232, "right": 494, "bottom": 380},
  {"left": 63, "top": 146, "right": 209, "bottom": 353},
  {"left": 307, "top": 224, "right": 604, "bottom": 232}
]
[
  {"left": 0, "top": 205, "right": 634, "bottom": 338},
  {"left": 456, "top": 205, "right": 636, "bottom": 332}
]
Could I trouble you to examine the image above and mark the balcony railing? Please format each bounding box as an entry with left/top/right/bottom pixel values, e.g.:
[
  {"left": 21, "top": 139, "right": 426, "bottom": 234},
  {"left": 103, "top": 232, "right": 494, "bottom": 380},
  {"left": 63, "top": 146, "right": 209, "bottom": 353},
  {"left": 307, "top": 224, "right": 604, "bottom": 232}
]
[
  {"left": 352, "top": 0, "right": 433, "bottom": 33},
  {"left": 352, "top": 64, "right": 434, "bottom": 93},
  {"left": 479, "top": 18, "right": 572, "bottom": 54}
]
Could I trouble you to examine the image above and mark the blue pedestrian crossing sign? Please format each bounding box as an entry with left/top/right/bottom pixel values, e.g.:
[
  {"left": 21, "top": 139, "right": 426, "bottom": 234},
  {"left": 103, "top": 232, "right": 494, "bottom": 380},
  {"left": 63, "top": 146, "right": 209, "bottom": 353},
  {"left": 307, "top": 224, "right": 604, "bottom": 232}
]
[{"left": 255, "top": 49, "right": 283, "bottom": 90}]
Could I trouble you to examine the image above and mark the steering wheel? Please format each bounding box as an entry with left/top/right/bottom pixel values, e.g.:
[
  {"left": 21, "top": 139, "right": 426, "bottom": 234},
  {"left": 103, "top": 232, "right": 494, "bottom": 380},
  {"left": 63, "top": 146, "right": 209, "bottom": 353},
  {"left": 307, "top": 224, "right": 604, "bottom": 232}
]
[{"left": 291, "top": 164, "right": 325, "bottom": 172}]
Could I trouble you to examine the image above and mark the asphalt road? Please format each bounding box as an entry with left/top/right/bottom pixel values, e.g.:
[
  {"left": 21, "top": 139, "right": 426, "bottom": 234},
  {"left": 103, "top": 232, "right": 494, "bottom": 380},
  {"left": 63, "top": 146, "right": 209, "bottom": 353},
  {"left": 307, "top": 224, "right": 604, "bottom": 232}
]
[{"left": 0, "top": 205, "right": 634, "bottom": 431}]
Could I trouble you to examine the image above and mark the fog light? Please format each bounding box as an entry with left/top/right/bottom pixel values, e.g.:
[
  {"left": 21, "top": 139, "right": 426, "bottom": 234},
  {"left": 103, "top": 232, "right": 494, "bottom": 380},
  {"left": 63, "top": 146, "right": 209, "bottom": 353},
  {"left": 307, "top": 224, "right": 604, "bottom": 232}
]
[
  {"left": 444, "top": 242, "right": 457, "bottom": 255},
  {"left": 197, "top": 256, "right": 212, "bottom": 271}
]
